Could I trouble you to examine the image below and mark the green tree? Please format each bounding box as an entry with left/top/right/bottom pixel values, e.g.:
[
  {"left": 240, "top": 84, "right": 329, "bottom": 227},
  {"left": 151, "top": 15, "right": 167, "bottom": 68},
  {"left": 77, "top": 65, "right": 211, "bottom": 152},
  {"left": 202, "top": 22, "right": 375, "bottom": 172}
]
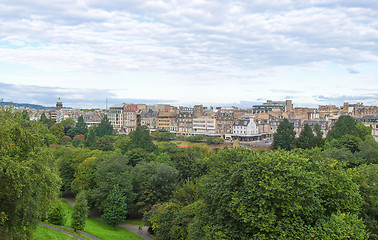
[
  {"left": 128, "top": 126, "right": 156, "bottom": 153},
  {"left": 314, "top": 123, "right": 324, "bottom": 147},
  {"left": 314, "top": 212, "right": 369, "bottom": 240},
  {"left": 39, "top": 112, "right": 54, "bottom": 127},
  {"left": 0, "top": 108, "right": 60, "bottom": 239},
  {"left": 187, "top": 148, "right": 366, "bottom": 239},
  {"left": 87, "top": 153, "right": 135, "bottom": 214},
  {"left": 355, "top": 164, "right": 377, "bottom": 239},
  {"left": 96, "top": 115, "right": 113, "bottom": 137},
  {"left": 113, "top": 135, "right": 131, "bottom": 154},
  {"left": 45, "top": 132, "right": 60, "bottom": 146},
  {"left": 50, "top": 123, "right": 65, "bottom": 138},
  {"left": 357, "top": 139, "right": 378, "bottom": 165},
  {"left": 47, "top": 201, "right": 66, "bottom": 226},
  {"left": 71, "top": 191, "right": 89, "bottom": 232},
  {"left": 61, "top": 118, "right": 75, "bottom": 135},
  {"left": 93, "top": 136, "right": 115, "bottom": 151},
  {"left": 60, "top": 135, "right": 72, "bottom": 145},
  {"left": 273, "top": 118, "right": 296, "bottom": 150},
  {"left": 75, "top": 116, "right": 88, "bottom": 137},
  {"left": 102, "top": 185, "right": 128, "bottom": 228},
  {"left": 327, "top": 116, "right": 372, "bottom": 142},
  {"left": 133, "top": 162, "right": 178, "bottom": 217},
  {"left": 126, "top": 148, "right": 150, "bottom": 166},
  {"left": 296, "top": 123, "right": 316, "bottom": 149},
  {"left": 71, "top": 156, "right": 98, "bottom": 194},
  {"left": 85, "top": 127, "right": 98, "bottom": 148}
]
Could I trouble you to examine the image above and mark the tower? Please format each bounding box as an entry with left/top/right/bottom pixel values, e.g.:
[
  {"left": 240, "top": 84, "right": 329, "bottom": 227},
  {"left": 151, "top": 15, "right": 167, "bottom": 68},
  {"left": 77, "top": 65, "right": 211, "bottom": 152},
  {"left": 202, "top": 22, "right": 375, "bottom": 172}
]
[{"left": 56, "top": 97, "right": 63, "bottom": 110}]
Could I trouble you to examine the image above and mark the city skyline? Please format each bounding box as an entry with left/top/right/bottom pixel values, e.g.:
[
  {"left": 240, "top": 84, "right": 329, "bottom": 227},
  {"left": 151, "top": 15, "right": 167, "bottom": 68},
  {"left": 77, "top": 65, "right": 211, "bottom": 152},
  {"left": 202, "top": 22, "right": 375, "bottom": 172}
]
[{"left": 1, "top": 1, "right": 377, "bottom": 108}]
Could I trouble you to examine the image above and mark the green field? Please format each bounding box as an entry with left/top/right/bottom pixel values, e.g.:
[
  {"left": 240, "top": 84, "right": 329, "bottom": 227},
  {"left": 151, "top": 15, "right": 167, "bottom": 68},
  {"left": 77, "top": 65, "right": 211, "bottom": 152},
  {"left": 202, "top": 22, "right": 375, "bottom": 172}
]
[
  {"left": 156, "top": 140, "right": 209, "bottom": 148},
  {"left": 61, "top": 199, "right": 143, "bottom": 240},
  {"left": 33, "top": 224, "right": 77, "bottom": 240}
]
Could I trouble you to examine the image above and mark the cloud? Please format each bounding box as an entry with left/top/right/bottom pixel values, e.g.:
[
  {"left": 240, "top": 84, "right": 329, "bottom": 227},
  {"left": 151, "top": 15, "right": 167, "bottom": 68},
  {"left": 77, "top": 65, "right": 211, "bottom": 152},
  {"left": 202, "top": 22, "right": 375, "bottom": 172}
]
[
  {"left": 315, "top": 93, "right": 378, "bottom": 106},
  {"left": 0, "top": 82, "right": 177, "bottom": 108},
  {"left": 0, "top": 0, "right": 377, "bottom": 79},
  {"left": 347, "top": 67, "right": 360, "bottom": 74}
]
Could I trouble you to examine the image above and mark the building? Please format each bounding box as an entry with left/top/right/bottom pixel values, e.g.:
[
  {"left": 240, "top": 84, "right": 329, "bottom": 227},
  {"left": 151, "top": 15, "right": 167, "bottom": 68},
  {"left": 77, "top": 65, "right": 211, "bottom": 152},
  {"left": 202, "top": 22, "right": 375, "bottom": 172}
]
[
  {"left": 177, "top": 107, "right": 194, "bottom": 136},
  {"left": 253, "top": 100, "right": 293, "bottom": 114},
  {"left": 358, "top": 115, "right": 378, "bottom": 142},
  {"left": 123, "top": 104, "right": 137, "bottom": 134},
  {"left": 216, "top": 107, "right": 235, "bottom": 136},
  {"left": 139, "top": 109, "right": 159, "bottom": 131},
  {"left": 192, "top": 117, "right": 217, "bottom": 136},
  {"left": 108, "top": 104, "right": 125, "bottom": 133},
  {"left": 56, "top": 97, "right": 63, "bottom": 110},
  {"left": 157, "top": 112, "right": 177, "bottom": 132}
]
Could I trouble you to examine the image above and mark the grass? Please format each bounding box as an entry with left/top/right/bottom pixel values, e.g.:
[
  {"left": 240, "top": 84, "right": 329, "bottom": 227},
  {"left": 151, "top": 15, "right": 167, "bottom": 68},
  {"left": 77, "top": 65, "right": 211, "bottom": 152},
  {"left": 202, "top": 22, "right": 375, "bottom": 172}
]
[
  {"left": 158, "top": 140, "right": 209, "bottom": 148},
  {"left": 125, "top": 219, "right": 144, "bottom": 225},
  {"left": 85, "top": 217, "right": 142, "bottom": 240},
  {"left": 33, "top": 224, "right": 77, "bottom": 240},
  {"left": 61, "top": 199, "right": 143, "bottom": 240},
  {"left": 42, "top": 222, "right": 91, "bottom": 240}
]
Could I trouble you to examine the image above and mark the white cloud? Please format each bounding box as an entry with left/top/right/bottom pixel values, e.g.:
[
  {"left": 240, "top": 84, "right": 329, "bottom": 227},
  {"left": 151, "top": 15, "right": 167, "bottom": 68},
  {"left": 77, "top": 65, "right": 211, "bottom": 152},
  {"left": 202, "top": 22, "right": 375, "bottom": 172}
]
[{"left": 0, "top": 0, "right": 377, "bottom": 106}]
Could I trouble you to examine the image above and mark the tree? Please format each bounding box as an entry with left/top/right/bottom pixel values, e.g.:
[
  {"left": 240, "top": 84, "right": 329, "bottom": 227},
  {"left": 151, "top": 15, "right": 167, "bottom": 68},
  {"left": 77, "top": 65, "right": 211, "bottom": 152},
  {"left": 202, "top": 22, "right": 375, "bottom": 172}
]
[
  {"left": 87, "top": 153, "right": 135, "bottom": 214},
  {"left": 61, "top": 118, "right": 75, "bottom": 135},
  {"left": 355, "top": 164, "right": 378, "bottom": 239},
  {"left": 113, "top": 135, "right": 131, "bottom": 154},
  {"left": 296, "top": 123, "right": 316, "bottom": 149},
  {"left": 0, "top": 108, "right": 60, "bottom": 239},
  {"left": 133, "top": 162, "right": 178, "bottom": 217},
  {"left": 85, "top": 127, "right": 98, "bottom": 148},
  {"left": 273, "top": 118, "right": 296, "bottom": 150},
  {"left": 102, "top": 185, "right": 128, "bottom": 228},
  {"left": 49, "top": 123, "right": 65, "bottom": 138},
  {"left": 327, "top": 116, "right": 372, "bottom": 142},
  {"left": 93, "top": 136, "right": 115, "bottom": 151},
  {"left": 314, "top": 123, "right": 324, "bottom": 147},
  {"left": 128, "top": 126, "right": 156, "bottom": 153},
  {"left": 47, "top": 201, "right": 66, "bottom": 226},
  {"left": 96, "top": 115, "right": 113, "bottom": 137},
  {"left": 75, "top": 116, "right": 88, "bottom": 137},
  {"left": 71, "top": 191, "right": 89, "bottom": 231},
  {"left": 39, "top": 112, "right": 54, "bottom": 128},
  {"left": 187, "top": 148, "right": 366, "bottom": 239}
]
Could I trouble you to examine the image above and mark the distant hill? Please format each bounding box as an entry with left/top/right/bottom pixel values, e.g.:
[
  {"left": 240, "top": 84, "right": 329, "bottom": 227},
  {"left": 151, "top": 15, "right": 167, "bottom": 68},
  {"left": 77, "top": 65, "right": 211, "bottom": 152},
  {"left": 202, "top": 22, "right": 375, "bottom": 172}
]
[{"left": 1, "top": 101, "right": 55, "bottom": 110}]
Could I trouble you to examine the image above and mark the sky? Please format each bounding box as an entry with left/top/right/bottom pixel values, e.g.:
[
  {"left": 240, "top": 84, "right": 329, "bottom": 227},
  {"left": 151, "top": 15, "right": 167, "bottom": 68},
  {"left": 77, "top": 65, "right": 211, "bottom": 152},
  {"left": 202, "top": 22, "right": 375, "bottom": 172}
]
[{"left": 0, "top": 0, "right": 377, "bottom": 109}]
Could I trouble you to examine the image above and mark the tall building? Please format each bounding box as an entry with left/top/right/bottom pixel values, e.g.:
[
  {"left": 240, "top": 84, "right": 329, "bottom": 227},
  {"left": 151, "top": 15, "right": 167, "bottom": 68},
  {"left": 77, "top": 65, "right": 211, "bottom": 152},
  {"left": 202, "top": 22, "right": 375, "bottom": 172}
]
[{"left": 56, "top": 97, "right": 63, "bottom": 110}]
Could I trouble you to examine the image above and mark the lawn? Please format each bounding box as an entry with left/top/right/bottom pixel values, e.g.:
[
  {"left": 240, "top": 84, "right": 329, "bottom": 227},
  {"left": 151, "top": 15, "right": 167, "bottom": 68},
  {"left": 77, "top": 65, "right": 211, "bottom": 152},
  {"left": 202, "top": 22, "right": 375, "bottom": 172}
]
[
  {"left": 61, "top": 199, "right": 143, "bottom": 240},
  {"left": 125, "top": 219, "right": 144, "bottom": 225},
  {"left": 157, "top": 140, "right": 209, "bottom": 148},
  {"left": 33, "top": 224, "right": 77, "bottom": 240}
]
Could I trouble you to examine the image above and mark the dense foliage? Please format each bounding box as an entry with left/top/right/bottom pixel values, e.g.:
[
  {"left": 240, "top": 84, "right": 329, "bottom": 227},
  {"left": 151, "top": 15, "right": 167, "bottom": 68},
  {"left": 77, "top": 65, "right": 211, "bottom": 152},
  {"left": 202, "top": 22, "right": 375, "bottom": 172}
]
[
  {"left": 0, "top": 108, "right": 60, "bottom": 239},
  {"left": 71, "top": 191, "right": 88, "bottom": 231},
  {"left": 1, "top": 108, "right": 377, "bottom": 239},
  {"left": 273, "top": 118, "right": 296, "bottom": 150},
  {"left": 145, "top": 148, "right": 370, "bottom": 239}
]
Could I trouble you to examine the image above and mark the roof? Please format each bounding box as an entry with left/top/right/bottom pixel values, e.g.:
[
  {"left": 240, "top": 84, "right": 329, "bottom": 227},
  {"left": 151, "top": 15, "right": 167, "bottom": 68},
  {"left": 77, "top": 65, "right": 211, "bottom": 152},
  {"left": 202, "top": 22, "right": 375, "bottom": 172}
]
[
  {"left": 57, "top": 97, "right": 62, "bottom": 103},
  {"left": 234, "top": 119, "right": 250, "bottom": 126}
]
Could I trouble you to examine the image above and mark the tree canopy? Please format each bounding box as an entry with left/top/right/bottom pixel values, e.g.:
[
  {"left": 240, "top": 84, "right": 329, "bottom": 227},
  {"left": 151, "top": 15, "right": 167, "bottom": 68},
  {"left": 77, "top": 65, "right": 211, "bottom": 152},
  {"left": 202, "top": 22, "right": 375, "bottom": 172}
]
[
  {"left": 273, "top": 118, "right": 296, "bottom": 150},
  {"left": 0, "top": 108, "right": 60, "bottom": 239}
]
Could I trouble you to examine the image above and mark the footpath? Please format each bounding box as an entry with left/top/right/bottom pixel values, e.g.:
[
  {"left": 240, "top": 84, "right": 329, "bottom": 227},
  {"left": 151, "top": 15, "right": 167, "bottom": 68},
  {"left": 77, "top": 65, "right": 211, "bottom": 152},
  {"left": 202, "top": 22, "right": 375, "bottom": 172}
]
[{"left": 65, "top": 197, "right": 155, "bottom": 240}]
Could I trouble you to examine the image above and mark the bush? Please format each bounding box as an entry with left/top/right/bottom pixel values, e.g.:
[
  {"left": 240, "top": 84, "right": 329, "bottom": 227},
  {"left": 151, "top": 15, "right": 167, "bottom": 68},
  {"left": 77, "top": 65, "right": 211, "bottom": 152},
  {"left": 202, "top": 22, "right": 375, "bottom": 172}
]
[{"left": 47, "top": 202, "right": 66, "bottom": 226}]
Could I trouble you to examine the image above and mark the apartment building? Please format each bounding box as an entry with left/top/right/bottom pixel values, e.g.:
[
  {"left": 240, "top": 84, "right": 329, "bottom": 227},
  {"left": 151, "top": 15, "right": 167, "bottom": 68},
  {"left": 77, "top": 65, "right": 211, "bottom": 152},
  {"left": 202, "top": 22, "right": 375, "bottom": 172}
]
[{"left": 192, "top": 117, "right": 217, "bottom": 136}]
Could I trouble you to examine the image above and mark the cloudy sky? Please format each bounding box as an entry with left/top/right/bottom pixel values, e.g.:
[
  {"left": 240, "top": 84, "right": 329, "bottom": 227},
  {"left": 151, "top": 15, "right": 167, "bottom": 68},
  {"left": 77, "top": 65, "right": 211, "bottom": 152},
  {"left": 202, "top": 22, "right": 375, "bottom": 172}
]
[{"left": 0, "top": 0, "right": 377, "bottom": 108}]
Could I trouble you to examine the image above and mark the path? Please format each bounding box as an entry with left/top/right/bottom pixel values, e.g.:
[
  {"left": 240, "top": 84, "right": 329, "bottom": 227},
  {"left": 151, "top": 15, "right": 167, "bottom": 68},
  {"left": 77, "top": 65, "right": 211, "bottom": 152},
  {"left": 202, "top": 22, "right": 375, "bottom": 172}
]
[
  {"left": 65, "top": 197, "right": 155, "bottom": 240},
  {"left": 38, "top": 223, "right": 86, "bottom": 240}
]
